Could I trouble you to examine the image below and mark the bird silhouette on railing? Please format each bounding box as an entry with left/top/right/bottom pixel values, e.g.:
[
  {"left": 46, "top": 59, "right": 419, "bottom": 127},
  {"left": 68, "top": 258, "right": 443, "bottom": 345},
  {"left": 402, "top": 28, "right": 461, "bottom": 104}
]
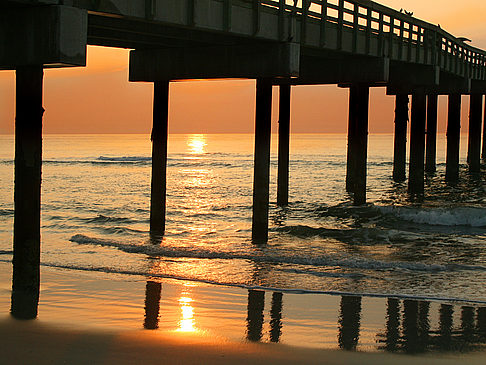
[{"left": 399, "top": 8, "right": 413, "bottom": 16}]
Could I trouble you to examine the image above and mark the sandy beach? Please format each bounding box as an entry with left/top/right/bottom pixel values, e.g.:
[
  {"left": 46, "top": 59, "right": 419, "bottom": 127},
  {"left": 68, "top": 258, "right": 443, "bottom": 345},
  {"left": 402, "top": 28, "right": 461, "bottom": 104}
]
[
  {"left": 0, "top": 261, "right": 485, "bottom": 364},
  {"left": 2, "top": 316, "right": 486, "bottom": 365}
]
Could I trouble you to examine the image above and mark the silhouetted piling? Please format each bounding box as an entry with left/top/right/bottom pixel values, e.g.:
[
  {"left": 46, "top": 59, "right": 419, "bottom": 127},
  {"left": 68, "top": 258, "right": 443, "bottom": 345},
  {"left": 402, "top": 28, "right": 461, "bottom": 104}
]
[
  {"left": 346, "top": 85, "right": 369, "bottom": 205},
  {"left": 384, "top": 298, "right": 400, "bottom": 352},
  {"left": 467, "top": 94, "right": 483, "bottom": 173},
  {"left": 144, "top": 281, "right": 162, "bottom": 329},
  {"left": 247, "top": 290, "right": 265, "bottom": 342},
  {"left": 277, "top": 84, "right": 291, "bottom": 207},
  {"left": 446, "top": 94, "right": 461, "bottom": 183},
  {"left": 150, "top": 81, "right": 169, "bottom": 234},
  {"left": 393, "top": 95, "right": 409, "bottom": 182},
  {"left": 252, "top": 78, "right": 272, "bottom": 243},
  {"left": 269, "top": 292, "right": 283, "bottom": 342},
  {"left": 425, "top": 94, "right": 438, "bottom": 173},
  {"left": 403, "top": 300, "right": 420, "bottom": 353},
  {"left": 11, "top": 65, "right": 44, "bottom": 320},
  {"left": 338, "top": 295, "right": 362, "bottom": 351},
  {"left": 482, "top": 96, "right": 486, "bottom": 161},
  {"left": 418, "top": 301, "right": 430, "bottom": 350},
  {"left": 439, "top": 304, "right": 454, "bottom": 350},
  {"left": 408, "top": 90, "right": 426, "bottom": 196}
]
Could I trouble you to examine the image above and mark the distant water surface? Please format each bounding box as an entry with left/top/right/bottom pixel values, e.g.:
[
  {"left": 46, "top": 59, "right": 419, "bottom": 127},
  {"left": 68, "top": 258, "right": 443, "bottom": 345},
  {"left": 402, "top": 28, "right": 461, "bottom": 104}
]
[{"left": 1, "top": 133, "right": 486, "bottom": 303}]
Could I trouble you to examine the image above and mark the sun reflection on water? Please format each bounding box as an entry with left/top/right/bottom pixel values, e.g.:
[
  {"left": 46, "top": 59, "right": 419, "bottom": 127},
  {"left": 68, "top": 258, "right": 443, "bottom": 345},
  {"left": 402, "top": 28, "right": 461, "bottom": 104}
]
[
  {"left": 177, "top": 285, "right": 197, "bottom": 332},
  {"left": 187, "top": 134, "right": 207, "bottom": 155}
]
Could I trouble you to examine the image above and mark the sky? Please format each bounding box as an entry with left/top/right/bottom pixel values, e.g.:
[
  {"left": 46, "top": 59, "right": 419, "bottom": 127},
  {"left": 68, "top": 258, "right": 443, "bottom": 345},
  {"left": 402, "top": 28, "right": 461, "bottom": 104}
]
[{"left": 0, "top": 0, "right": 485, "bottom": 135}]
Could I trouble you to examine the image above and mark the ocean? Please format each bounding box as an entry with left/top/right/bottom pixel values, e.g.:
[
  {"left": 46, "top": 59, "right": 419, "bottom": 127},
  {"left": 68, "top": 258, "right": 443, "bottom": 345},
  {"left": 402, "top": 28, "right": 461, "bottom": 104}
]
[{"left": 1, "top": 132, "right": 486, "bottom": 305}]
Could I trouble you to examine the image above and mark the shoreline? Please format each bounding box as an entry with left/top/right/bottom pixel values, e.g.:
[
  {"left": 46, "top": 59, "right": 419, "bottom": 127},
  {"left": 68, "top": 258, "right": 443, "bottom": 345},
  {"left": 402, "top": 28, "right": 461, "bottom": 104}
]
[
  {"left": 3, "top": 257, "right": 486, "bottom": 306},
  {"left": 1, "top": 262, "right": 486, "bottom": 363}
]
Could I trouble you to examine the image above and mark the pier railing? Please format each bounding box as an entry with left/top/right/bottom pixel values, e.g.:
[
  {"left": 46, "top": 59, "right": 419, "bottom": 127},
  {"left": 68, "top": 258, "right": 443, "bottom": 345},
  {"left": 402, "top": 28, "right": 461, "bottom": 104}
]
[
  {"left": 260, "top": 0, "right": 486, "bottom": 80},
  {"left": 8, "top": 0, "right": 486, "bottom": 81}
]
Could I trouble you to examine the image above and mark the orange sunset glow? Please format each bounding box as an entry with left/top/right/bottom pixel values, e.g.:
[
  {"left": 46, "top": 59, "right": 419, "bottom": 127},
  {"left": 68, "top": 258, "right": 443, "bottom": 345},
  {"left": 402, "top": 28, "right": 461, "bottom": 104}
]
[
  {"left": 3, "top": 1, "right": 486, "bottom": 364},
  {"left": 0, "top": 0, "right": 485, "bottom": 135}
]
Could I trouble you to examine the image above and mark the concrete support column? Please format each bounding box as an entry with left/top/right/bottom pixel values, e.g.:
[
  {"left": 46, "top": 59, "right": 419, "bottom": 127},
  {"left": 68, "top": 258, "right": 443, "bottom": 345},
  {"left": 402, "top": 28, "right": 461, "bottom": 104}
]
[
  {"left": 12, "top": 65, "right": 44, "bottom": 320},
  {"left": 277, "top": 84, "right": 291, "bottom": 207},
  {"left": 445, "top": 94, "right": 462, "bottom": 183},
  {"left": 346, "top": 85, "right": 370, "bottom": 205},
  {"left": 247, "top": 290, "right": 265, "bottom": 342},
  {"left": 392, "top": 95, "right": 409, "bottom": 182},
  {"left": 144, "top": 281, "right": 162, "bottom": 330},
  {"left": 338, "top": 295, "right": 362, "bottom": 351},
  {"left": 468, "top": 94, "right": 483, "bottom": 173},
  {"left": 252, "top": 78, "right": 273, "bottom": 243},
  {"left": 482, "top": 96, "right": 486, "bottom": 160},
  {"left": 425, "top": 94, "right": 438, "bottom": 173},
  {"left": 150, "top": 81, "right": 169, "bottom": 235},
  {"left": 408, "top": 90, "right": 427, "bottom": 196}
]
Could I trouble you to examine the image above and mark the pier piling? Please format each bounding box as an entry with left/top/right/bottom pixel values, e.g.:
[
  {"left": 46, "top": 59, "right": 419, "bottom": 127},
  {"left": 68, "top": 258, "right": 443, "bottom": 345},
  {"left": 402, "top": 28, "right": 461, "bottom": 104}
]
[
  {"left": 425, "top": 94, "right": 438, "bottom": 173},
  {"left": 468, "top": 94, "right": 483, "bottom": 173},
  {"left": 277, "top": 84, "right": 291, "bottom": 207},
  {"left": 252, "top": 78, "right": 273, "bottom": 243},
  {"left": 247, "top": 290, "right": 265, "bottom": 342},
  {"left": 445, "top": 94, "right": 462, "bottom": 183},
  {"left": 11, "top": 65, "right": 44, "bottom": 320},
  {"left": 482, "top": 96, "right": 486, "bottom": 161},
  {"left": 150, "top": 81, "right": 169, "bottom": 235},
  {"left": 346, "top": 85, "right": 369, "bottom": 205},
  {"left": 393, "top": 95, "right": 409, "bottom": 182},
  {"left": 408, "top": 90, "right": 426, "bottom": 196}
]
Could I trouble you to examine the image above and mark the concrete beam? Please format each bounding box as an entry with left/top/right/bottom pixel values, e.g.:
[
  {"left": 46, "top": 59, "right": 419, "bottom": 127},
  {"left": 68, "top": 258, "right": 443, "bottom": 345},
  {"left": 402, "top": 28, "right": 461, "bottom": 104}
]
[
  {"left": 471, "top": 80, "right": 486, "bottom": 95},
  {"left": 390, "top": 63, "right": 440, "bottom": 88},
  {"left": 0, "top": 6, "right": 87, "bottom": 69},
  {"left": 278, "top": 55, "right": 389, "bottom": 86},
  {"left": 386, "top": 63, "right": 439, "bottom": 95},
  {"left": 387, "top": 69, "right": 471, "bottom": 95},
  {"left": 129, "top": 43, "right": 300, "bottom": 82}
]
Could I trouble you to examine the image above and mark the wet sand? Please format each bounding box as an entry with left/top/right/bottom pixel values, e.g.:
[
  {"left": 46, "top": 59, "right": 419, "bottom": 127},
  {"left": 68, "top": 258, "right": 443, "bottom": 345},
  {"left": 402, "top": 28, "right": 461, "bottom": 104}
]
[
  {"left": 0, "top": 262, "right": 485, "bottom": 364},
  {"left": 2, "top": 316, "right": 485, "bottom": 365}
]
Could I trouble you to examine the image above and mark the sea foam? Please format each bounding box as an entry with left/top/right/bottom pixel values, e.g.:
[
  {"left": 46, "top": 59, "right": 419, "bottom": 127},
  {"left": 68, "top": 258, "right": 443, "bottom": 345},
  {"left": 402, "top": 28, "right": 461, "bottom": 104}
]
[{"left": 377, "top": 205, "right": 486, "bottom": 227}]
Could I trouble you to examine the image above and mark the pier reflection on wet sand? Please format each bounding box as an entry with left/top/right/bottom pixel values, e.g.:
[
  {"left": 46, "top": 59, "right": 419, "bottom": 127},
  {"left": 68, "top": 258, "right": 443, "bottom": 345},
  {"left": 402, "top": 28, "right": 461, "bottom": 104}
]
[{"left": 142, "top": 284, "right": 486, "bottom": 354}]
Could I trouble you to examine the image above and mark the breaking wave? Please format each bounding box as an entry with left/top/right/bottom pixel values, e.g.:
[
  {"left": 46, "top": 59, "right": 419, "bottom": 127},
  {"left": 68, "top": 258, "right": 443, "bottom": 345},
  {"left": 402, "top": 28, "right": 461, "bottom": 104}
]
[{"left": 69, "top": 234, "right": 486, "bottom": 273}]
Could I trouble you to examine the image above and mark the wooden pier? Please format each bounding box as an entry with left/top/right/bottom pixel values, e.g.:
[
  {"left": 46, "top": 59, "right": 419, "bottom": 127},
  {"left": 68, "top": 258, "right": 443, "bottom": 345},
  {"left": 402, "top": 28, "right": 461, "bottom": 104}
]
[{"left": 1, "top": 0, "right": 486, "bottom": 318}]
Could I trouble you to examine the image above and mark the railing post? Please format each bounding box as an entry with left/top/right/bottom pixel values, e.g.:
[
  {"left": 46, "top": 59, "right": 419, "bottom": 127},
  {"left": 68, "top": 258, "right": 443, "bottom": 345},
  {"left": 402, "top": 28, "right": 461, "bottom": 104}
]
[
  {"left": 352, "top": 3, "right": 359, "bottom": 53},
  {"left": 337, "top": 0, "right": 344, "bottom": 50},
  {"left": 145, "top": 0, "right": 155, "bottom": 20},
  {"left": 301, "top": 0, "right": 310, "bottom": 45},
  {"left": 378, "top": 12, "right": 384, "bottom": 56},
  {"left": 388, "top": 15, "right": 395, "bottom": 58},
  {"left": 252, "top": 0, "right": 261, "bottom": 36},
  {"left": 278, "top": 0, "right": 286, "bottom": 41},
  {"left": 365, "top": 6, "right": 372, "bottom": 55},
  {"left": 223, "top": 0, "right": 232, "bottom": 31},
  {"left": 187, "top": 0, "right": 195, "bottom": 26},
  {"left": 320, "top": 0, "right": 328, "bottom": 47}
]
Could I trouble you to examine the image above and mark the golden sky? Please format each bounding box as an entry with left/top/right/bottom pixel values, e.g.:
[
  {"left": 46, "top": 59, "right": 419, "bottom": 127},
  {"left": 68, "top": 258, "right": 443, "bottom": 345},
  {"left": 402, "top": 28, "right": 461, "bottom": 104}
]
[{"left": 0, "top": 0, "right": 484, "bottom": 134}]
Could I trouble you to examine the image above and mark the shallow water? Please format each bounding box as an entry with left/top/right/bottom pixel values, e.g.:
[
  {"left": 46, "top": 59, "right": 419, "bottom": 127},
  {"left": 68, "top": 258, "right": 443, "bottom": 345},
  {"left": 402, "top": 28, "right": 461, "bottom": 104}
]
[
  {"left": 1, "top": 263, "right": 485, "bottom": 354},
  {"left": 1, "top": 133, "right": 486, "bottom": 303}
]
